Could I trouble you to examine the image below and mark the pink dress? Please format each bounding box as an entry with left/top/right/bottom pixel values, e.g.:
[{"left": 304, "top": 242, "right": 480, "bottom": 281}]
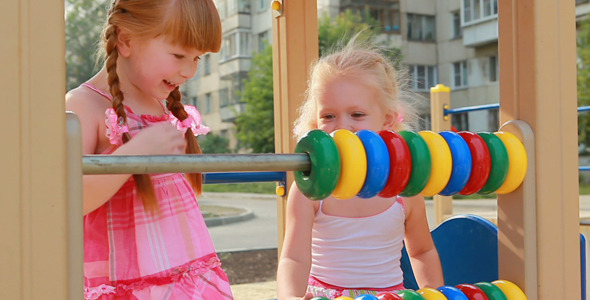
[{"left": 82, "top": 83, "right": 233, "bottom": 300}]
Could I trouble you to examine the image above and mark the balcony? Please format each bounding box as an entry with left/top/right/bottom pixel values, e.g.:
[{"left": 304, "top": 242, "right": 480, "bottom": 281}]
[{"left": 463, "top": 17, "right": 498, "bottom": 47}]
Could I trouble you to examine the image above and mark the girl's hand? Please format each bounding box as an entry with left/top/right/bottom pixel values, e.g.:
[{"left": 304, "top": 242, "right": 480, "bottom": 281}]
[{"left": 122, "top": 122, "right": 187, "bottom": 155}]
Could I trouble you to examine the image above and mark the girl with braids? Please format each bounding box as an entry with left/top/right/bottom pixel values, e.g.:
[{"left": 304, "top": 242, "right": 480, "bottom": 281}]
[{"left": 65, "top": 0, "right": 233, "bottom": 299}]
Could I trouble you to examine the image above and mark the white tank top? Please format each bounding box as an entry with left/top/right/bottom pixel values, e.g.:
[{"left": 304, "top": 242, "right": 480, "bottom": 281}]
[{"left": 310, "top": 198, "right": 406, "bottom": 288}]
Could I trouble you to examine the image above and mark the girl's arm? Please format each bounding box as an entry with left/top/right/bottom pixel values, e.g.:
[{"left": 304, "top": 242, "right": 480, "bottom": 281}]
[
  {"left": 276, "top": 185, "right": 315, "bottom": 300},
  {"left": 403, "top": 195, "right": 445, "bottom": 288},
  {"left": 66, "top": 88, "right": 187, "bottom": 215}
]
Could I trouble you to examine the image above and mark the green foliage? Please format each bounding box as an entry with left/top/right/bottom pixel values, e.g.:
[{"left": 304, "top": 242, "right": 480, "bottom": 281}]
[
  {"left": 202, "top": 182, "right": 277, "bottom": 194},
  {"left": 65, "top": 0, "right": 108, "bottom": 91},
  {"left": 235, "top": 44, "right": 276, "bottom": 153},
  {"left": 318, "top": 9, "right": 380, "bottom": 56},
  {"left": 198, "top": 134, "right": 232, "bottom": 154}
]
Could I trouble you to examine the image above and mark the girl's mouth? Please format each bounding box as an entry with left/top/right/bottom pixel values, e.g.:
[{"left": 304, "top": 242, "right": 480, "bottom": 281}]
[{"left": 164, "top": 80, "right": 177, "bottom": 89}]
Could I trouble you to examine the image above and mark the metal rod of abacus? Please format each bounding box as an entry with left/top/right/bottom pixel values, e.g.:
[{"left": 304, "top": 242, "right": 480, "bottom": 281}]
[{"left": 82, "top": 153, "right": 311, "bottom": 175}]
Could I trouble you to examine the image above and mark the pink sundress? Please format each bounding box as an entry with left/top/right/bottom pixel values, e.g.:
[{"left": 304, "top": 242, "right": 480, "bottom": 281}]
[{"left": 82, "top": 83, "right": 233, "bottom": 299}]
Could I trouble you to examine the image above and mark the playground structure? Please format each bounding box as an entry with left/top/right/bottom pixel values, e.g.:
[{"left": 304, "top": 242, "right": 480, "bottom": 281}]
[{"left": 0, "top": 0, "right": 581, "bottom": 299}]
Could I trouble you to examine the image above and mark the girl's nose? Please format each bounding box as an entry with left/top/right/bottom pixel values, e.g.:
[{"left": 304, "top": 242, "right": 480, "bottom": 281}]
[{"left": 181, "top": 61, "right": 199, "bottom": 79}]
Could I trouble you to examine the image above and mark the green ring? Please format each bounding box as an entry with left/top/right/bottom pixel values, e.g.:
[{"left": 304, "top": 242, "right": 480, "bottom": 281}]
[
  {"left": 477, "top": 132, "right": 509, "bottom": 195},
  {"left": 399, "top": 131, "right": 432, "bottom": 197},
  {"left": 474, "top": 282, "right": 509, "bottom": 300},
  {"left": 396, "top": 289, "right": 427, "bottom": 300},
  {"left": 294, "top": 130, "right": 341, "bottom": 200}
]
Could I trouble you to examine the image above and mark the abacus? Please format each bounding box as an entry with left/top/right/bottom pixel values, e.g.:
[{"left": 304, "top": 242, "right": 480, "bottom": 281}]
[
  {"left": 309, "top": 279, "right": 526, "bottom": 299},
  {"left": 294, "top": 129, "right": 527, "bottom": 201}
]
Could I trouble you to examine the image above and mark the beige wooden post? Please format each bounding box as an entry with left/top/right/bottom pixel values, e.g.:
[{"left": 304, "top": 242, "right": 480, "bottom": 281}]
[
  {"left": 0, "top": 0, "right": 73, "bottom": 298},
  {"left": 271, "top": 0, "right": 319, "bottom": 253},
  {"left": 430, "top": 84, "right": 453, "bottom": 225},
  {"left": 498, "top": 0, "right": 579, "bottom": 298}
]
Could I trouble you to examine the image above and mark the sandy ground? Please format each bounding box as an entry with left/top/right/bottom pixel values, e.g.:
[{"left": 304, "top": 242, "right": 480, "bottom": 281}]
[{"left": 231, "top": 281, "right": 277, "bottom": 300}]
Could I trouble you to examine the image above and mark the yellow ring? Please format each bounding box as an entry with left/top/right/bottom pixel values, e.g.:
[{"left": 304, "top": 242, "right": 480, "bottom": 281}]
[
  {"left": 493, "top": 132, "right": 528, "bottom": 194},
  {"left": 492, "top": 280, "right": 528, "bottom": 300},
  {"left": 418, "top": 287, "right": 448, "bottom": 300},
  {"left": 419, "top": 131, "right": 453, "bottom": 197},
  {"left": 331, "top": 129, "right": 367, "bottom": 199}
]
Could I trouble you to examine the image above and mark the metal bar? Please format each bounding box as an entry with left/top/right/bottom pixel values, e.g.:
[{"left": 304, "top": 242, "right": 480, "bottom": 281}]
[
  {"left": 445, "top": 103, "right": 590, "bottom": 116},
  {"left": 444, "top": 103, "right": 500, "bottom": 116},
  {"left": 203, "top": 172, "right": 286, "bottom": 184},
  {"left": 82, "top": 153, "right": 310, "bottom": 174}
]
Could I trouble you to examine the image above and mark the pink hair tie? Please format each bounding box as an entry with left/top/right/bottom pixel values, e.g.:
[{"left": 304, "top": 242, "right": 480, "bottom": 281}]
[
  {"left": 170, "top": 105, "right": 210, "bottom": 136},
  {"left": 105, "top": 108, "right": 129, "bottom": 146}
]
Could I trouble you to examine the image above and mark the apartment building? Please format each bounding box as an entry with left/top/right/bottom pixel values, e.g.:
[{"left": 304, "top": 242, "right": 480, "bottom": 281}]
[{"left": 183, "top": 0, "right": 590, "bottom": 151}]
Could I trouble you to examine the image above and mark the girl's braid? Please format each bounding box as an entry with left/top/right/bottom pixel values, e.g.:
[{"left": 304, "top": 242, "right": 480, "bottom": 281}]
[
  {"left": 104, "top": 18, "right": 158, "bottom": 211},
  {"left": 167, "top": 88, "right": 203, "bottom": 195}
]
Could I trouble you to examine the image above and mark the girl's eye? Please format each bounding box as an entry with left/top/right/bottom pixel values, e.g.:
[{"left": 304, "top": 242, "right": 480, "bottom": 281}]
[
  {"left": 352, "top": 112, "right": 366, "bottom": 118},
  {"left": 174, "top": 54, "right": 185, "bottom": 59},
  {"left": 320, "top": 114, "right": 334, "bottom": 120}
]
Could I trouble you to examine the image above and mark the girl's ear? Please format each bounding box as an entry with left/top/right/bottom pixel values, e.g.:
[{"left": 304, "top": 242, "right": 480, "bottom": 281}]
[
  {"left": 116, "top": 29, "right": 133, "bottom": 58},
  {"left": 383, "top": 112, "right": 396, "bottom": 130}
]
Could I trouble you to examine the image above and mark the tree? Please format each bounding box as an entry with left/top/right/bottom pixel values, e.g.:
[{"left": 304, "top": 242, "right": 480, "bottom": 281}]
[
  {"left": 65, "top": 0, "right": 108, "bottom": 91},
  {"left": 318, "top": 9, "right": 380, "bottom": 56},
  {"left": 578, "top": 18, "right": 590, "bottom": 151},
  {"left": 198, "top": 134, "right": 232, "bottom": 154},
  {"left": 235, "top": 44, "right": 276, "bottom": 153}
]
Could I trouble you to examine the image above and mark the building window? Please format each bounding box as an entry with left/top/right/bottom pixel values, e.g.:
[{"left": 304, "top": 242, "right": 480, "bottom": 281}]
[
  {"left": 220, "top": 30, "right": 251, "bottom": 62},
  {"left": 407, "top": 14, "right": 436, "bottom": 42},
  {"left": 340, "top": 0, "right": 401, "bottom": 33},
  {"left": 198, "top": 93, "right": 212, "bottom": 114},
  {"left": 259, "top": 0, "right": 268, "bottom": 11},
  {"left": 220, "top": 88, "right": 230, "bottom": 107},
  {"left": 453, "top": 61, "right": 468, "bottom": 88},
  {"left": 452, "top": 11, "right": 462, "bottom": 38},
  {"left": 258, "top": 31, "right": 269, "bottom": 52},
  {"left": 238, "top": 0, "right": 250, "bottom": 13},
  {"left": 452, "top": 112, "right": 469, "bottom": 131},
  {"left": 463, "top": 0, "right": 498, "bottom": 25},
  {"left": 408, "top": 64, "right": 438, "bottom": 92},
  {"left": 203, "top": 54, "right": 211, "bottom": 76},
  {"left": 489, "top": 55, "right": 498, "bottom": 82},
  {"left": 488, "top": 108, "right": 499, "bottom": 130}
]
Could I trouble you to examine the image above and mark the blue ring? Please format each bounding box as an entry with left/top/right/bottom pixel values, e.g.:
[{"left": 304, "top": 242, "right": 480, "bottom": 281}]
[
  {"left": 439, "top": 131, "right": 472, "bottom": 196},
  {"left": 356, "top": 130, "right": 390, "bottom": 198},
  {"left": 438, "top": 286, "right": 470, "bottom": 300}
]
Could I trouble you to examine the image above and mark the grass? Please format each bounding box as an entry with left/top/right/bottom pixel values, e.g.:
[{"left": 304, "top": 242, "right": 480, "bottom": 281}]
[{"left": 202, "top": 182, "right": 277, "bottom": 194}]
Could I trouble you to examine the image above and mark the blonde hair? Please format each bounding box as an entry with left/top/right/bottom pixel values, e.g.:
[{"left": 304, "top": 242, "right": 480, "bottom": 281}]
[
  {"left": 293, "top": 37, "right": 419, "bottom": 141},
  {"left": 101, "top": 0, "right": 222, "bottom": 211}
]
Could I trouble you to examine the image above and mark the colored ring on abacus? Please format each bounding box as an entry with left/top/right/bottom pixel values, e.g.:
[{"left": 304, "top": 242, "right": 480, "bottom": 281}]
[
  {"left": 399, "top": 130, "right": 432, "bottom": 197},
  {"left": 492, "top": 280, "right": 527, "bottom": 300},
  {"left": 419, "top": 131, "right": 453, "bottom": 197},
  {"left": 477, "top": 132, "right": 509, "bottom": 195},
  {"left": 396, "top": 289, "right": 427, "bottom": 300},
  {"left": 437, "top": 286, "right": 469, "bottom": 300},
  {"left": 376, "top": 292, "right": 404, "bottom": 300},
  {"left": 378, "top": 130, "right": 412, "bottom": 198},
  {"left": 458, "top": 131, "right": 491, "bottom": 195},
  {"left": 418, "top": 287, "right": 448, "bottom": 300},
  {"left": 455, "top": 283, "right": 490, "bottom": 300},
  {"left": 294, "top": 129, "right": 341, "bottom": 200},
  {"left": 439, "top": 131, "right": 472, "bottom": 196},
  {"left": 331, "top": 129, "right": 368, "bottom": 199},
  {"left": 474, "top": 282, "right": 509, "bottom": 300},
  {"left": 356, "top": 130, "right": 390, "bottom": 198},
  {"left": 493, "top": 132, "right": 528, "bottom": 195}
]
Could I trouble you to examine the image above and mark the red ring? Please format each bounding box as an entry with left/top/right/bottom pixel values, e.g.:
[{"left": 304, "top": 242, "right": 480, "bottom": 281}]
[
  {"left": 458, "top": 131, "right": 491, "bottom": 195},
  {"left": 378, "top": 130, "right": 411, "bottom": 197},
  {"left": 456, "top": 284, "right": 490, "bottom": 300}
]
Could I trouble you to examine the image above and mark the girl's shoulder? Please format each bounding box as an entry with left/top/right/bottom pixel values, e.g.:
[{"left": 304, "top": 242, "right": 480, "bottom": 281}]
[{"left": 66, "top": 83, "right": 111, "bottom": 114}]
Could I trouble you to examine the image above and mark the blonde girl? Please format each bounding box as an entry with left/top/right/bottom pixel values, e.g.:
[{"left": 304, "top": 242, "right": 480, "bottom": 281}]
[
  {"left": 277, "top": 38, "right": 444, "bottom": 300},
  {"left": 65, "top": 0, "right": 233, "bottom": 298}
]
